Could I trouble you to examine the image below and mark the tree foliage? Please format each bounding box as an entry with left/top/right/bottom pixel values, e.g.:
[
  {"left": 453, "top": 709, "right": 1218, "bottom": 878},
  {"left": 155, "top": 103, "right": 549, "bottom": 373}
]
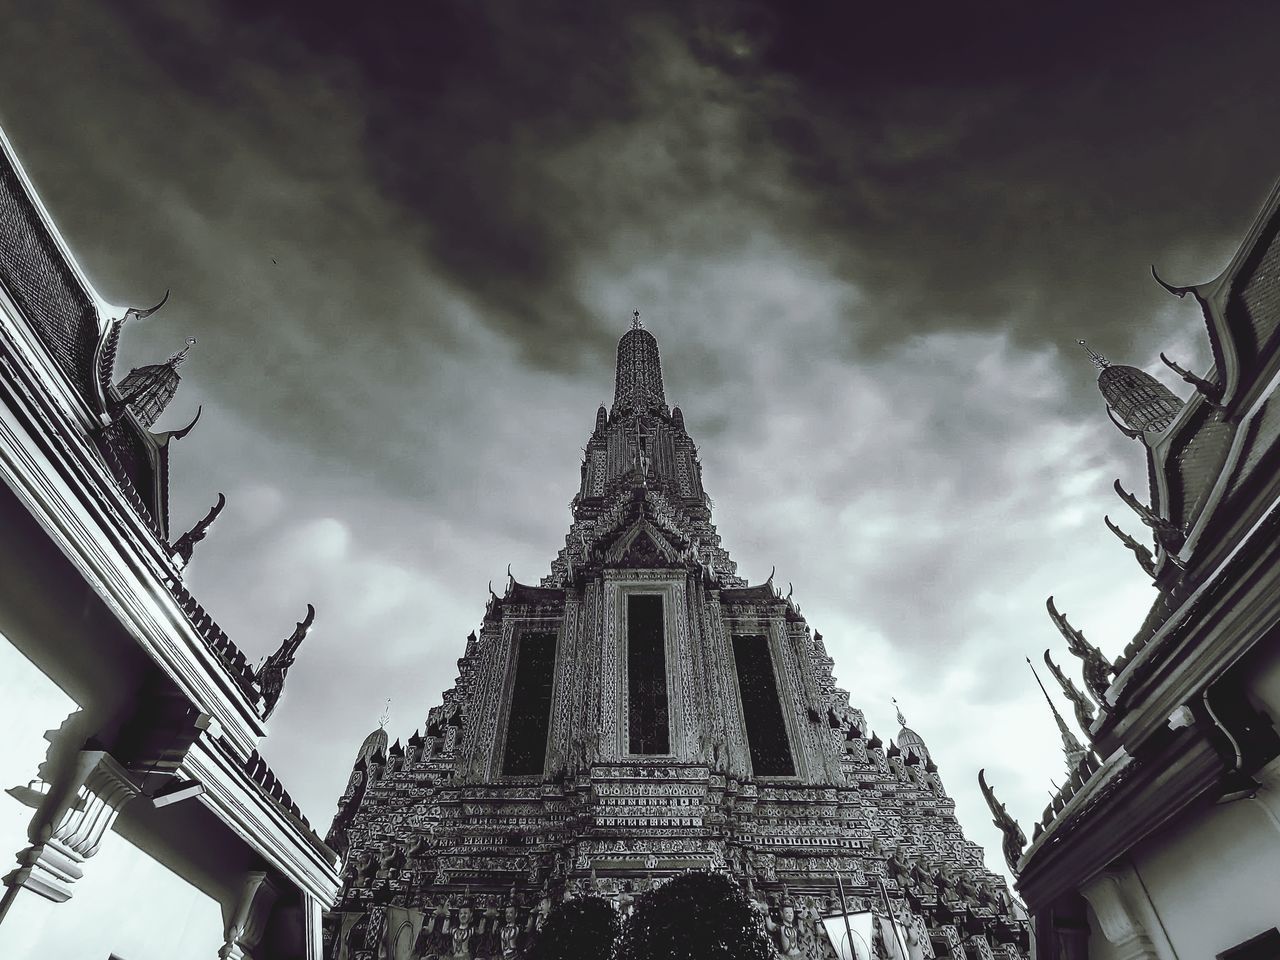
[
  {"left": 615, "top": 871, "right": 775, "bottom": 960},
  {"left": 526, "top": 895, "right": 622, "bottom": 960}
]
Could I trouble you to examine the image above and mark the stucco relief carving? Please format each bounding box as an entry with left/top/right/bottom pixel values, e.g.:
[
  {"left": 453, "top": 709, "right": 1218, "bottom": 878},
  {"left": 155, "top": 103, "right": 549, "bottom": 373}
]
[{"left": 1078, "top": 869, "right": 1159, "bottom": 960}]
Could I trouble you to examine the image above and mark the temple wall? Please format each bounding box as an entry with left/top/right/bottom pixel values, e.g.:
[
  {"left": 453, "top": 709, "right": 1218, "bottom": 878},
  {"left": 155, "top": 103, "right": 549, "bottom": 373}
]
[{"left": 1083, "top": 798, "right": 1280, "bottom": 960}]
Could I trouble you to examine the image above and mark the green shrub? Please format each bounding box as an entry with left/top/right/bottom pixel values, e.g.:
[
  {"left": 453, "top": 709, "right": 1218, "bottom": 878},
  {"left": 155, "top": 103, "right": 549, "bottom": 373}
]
[
  {"left": 615, "top": 872, "right": 774, "bottom": 960},
  {"left": 527, "top": 895, "right": 623, "bottom": 960}
]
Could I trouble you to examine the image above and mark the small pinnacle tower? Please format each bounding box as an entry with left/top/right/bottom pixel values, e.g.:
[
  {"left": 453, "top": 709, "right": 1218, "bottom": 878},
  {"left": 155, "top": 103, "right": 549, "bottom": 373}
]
[
  {"left": 116, "top": 337, "right": 196, "bottom": 428},
  {"left": 324, "top": 316, "right": 1029, "bottom": 958},
  {"left": 1079, "top": 339, "right": 1184, "bottom": 435}
]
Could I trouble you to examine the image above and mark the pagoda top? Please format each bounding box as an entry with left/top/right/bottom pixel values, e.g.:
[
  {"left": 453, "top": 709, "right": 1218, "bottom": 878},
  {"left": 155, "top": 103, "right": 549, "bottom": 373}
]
[{"left": 613, "top": 311, "right": 666, "bottom": 415}]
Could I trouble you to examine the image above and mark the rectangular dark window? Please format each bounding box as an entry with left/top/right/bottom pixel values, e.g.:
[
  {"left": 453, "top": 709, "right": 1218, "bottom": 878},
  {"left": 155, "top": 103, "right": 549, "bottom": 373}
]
[
  {"left": 627, "top": 594, "right": 670, "bottom": 754},
  {"left": 501, "top": 631, "right": 557, "bottom": 776},
  {"left": 732, "top": 634, "right": 795, "bottom": 776}
]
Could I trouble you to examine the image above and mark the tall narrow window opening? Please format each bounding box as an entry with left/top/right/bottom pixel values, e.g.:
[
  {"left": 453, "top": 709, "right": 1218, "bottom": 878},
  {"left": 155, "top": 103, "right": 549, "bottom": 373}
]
[
  {"left": 501, "top": 631, "right": 557, "bottom": 776},
  {"left": 627, "top": 594, "right": 670, "bottom": 754},
  {"left": 732, "top": 634, "right": 795, "bottom": 776}
]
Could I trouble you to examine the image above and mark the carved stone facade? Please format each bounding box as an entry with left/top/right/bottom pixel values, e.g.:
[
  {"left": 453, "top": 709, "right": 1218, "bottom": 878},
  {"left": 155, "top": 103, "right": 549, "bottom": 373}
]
[{"left": 325, "top": 321, "right": 1028, "bottom": 959}]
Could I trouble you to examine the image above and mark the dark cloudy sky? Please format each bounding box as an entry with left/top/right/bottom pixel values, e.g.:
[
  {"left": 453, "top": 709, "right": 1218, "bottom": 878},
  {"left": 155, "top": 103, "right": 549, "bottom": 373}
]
[{"left": 4, "top": 0, "right": 1279, "bottom": 884}]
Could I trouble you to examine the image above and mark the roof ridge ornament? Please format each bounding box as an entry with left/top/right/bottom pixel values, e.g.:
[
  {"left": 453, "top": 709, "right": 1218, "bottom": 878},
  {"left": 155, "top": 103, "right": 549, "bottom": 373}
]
[
  {"left": 978, "top": 769, "right": 1026, "bottom": 877},
  {"left": 1045, "top": 596, "right": 1116, "bottom": 705},
  {"left": 1104, "top": 514, "right": 1157, "bottom": 578},
  {"left": 1077, "top": 339, "right": 1110, "bottom": 369},
  {"left": 256, "top": 603, "right": 316, "bottom": 719},
  {"left": 1043, "top": 648, "right": 1096, "bottom": 732},
  {"left": 1113, "top": 478, "right": 1185, "bottom": 552},
  {"left": 150, "top": 404, "right": 202, "bottom": 446},
  {"left": 1159, "top": 351, "right": 1224, "bottom": 405},
  {"left": 121, "top": 289, "right": 170, "bottom": 325},
  {"left": 1149, "top": 263, "right": 1199, "bottom": 299},
  {"left": 170, "top": 491, "right": 225, "bottom": 569}
]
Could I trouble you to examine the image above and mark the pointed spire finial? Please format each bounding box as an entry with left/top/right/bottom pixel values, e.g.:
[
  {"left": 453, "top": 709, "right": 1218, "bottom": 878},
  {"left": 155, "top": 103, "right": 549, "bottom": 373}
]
[
  {"left": 1027, "top": 657, "right": 1087, "bottom": 770},
  {"left": 893, "top": 697, "right": 907, "bottom": 728},
  {"left": 170, "top": 337, "right": 196, "bottom": 366},
  {"left": 379, "top": 697, "right": 391, "bottom": 730},
  {"left": 632, "top": 309, "right": 642, "bottom": 330},
  {"left": 1078, "top": 339, "right": 1109, "bottom": 369}
]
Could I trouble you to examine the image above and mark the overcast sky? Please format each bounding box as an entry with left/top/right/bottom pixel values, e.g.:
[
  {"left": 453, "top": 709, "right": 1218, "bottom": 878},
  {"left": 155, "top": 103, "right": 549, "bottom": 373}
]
[{"left": 5, "top": 0, "right": 1280, "bottom": 885}]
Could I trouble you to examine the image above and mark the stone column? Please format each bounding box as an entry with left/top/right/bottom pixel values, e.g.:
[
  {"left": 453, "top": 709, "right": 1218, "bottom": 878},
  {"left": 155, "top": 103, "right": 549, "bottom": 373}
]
[
  {"left": 1079, "top": 870, "right": 1160, "bottom": 960},
  {"left": 3, "top": 749, "right": 139, "bottom": 904},
  {"left": 219, "top": 871, "right": 280, "bottom": 960}
]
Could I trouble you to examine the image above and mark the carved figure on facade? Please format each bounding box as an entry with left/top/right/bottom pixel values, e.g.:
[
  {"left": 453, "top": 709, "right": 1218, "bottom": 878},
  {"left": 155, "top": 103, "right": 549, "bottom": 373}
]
[{"left": 761, "top": 894, "right": 805, "bottom": 958}]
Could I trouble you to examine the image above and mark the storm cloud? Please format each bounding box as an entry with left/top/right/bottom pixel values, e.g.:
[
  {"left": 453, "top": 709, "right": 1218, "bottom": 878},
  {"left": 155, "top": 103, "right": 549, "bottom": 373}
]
[{"left": 2, "top": 0, "right": 1278, "bottom": 882}]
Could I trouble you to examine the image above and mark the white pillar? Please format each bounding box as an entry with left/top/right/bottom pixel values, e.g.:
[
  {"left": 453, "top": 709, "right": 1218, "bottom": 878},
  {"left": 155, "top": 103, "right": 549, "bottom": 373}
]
[
  {"left": 303, "top": 891, "right": 325, "bottom": 960},
  {"left": 219, "top": 871, "right": 279, "bottom": 960}
]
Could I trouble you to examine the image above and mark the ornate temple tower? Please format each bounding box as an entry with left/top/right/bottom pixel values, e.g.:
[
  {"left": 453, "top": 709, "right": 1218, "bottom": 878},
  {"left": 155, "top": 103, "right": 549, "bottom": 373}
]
[{"left": 325, "top": 316, "right": 1027, "bottom": 959}]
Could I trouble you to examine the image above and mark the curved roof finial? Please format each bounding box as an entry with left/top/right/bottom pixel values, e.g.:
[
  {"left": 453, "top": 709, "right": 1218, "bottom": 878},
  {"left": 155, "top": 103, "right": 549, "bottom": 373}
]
[
  {"left": 892, "top": 696, "right": 907, "bottom": 728},
  {"left": 1077, "top": 339, "right": 1109, "bottom": 369},
  {"left": 1150, "top": 263, "right": 1194, "bottom": 298},
  {"left": 632, "top": 309, "right": 642, "bottom": 331},
  {"left": 121, "top": 289, "right": 170, "bottom": 324}
]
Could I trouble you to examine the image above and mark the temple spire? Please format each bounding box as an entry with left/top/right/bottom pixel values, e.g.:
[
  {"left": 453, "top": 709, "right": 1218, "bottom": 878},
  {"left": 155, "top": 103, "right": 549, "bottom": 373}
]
[
  {"left": 1078, "top": 338, "right": 1109, "bottom": 368},
  {"left": 1027, "top": 657, "right": 1087, "bottom": 772},
  {"left": 115, "top": 336, "right": 196, "bottom": 428},
  {"left": 612, "top": 312, "right": 666, "bottom": 415},
  {"left": 1079, "top": 339, "right": 1184, "bottom": 436}
]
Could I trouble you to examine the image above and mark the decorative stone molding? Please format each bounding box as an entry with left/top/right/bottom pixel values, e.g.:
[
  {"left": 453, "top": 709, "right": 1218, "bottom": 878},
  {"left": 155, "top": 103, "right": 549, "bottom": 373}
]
[
  {"left": 3, "top": 749, "right": 139, "bottom": 903},
  {"left": 1079, "top": 871, "right": 1159, "bottom": 960},
  {"left": 219, "top": 870, "right": 280, "bottom": 960}
]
